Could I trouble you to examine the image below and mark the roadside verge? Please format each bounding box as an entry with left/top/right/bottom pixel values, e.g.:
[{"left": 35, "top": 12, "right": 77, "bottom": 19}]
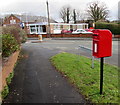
[{"left": 50, "top": 52, "right": 119, "bottom": 104}]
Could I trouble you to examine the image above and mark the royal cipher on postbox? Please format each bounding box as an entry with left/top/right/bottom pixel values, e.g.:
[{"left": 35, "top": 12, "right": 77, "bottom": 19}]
[{"left": 92, "top": 29, "right": 112, "bottom": 58}]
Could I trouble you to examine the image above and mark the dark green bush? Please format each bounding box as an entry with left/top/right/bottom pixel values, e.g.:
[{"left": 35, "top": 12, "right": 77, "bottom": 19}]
[
  {"left": 2, "top": 34, "right": 20, "bottom": 57},
  {"left": 95, "top": 22, "right": 120, "bottom": 35}
]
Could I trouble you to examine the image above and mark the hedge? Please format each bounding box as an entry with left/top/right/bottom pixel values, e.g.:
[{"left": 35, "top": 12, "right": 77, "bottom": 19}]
[
  {"left": 95, "top": 22, "right": 120, "bottom": 35},
  {"left": 2, "top": 26, "right": 27, "bottom": 44},
  {"left": 2, "top": 34, "right": 20, "bottom": 57}
]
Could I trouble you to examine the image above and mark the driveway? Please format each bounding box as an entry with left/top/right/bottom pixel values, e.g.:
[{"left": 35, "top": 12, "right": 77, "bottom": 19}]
[{"left": 3, "top": 39, "right": 118, "bottom": 103}]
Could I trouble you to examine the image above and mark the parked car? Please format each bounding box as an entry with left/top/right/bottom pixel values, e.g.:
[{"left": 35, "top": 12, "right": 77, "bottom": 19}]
[
  {"left": 61, "top": 29, "right": 72, "bottom": 34},
  {"left": 72, "top": 29, "right": 93, "bottom": 34},
  {"left": 54, "top": 30, "right": 61, "bottom": 34},
  {"left": 85, "top": 29, "right": 92, "bottom": 32}
]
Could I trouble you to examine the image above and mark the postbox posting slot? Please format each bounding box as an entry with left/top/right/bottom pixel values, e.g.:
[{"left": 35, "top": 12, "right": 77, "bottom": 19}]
[
  {"left": 93, "top": 33, "right": 99, "bottom": 39},
  {"left": 93, "top": 34, "right": 98, "bottom": 36}
]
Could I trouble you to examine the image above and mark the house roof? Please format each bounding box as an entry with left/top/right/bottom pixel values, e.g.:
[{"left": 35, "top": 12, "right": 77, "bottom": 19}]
[
  {"left": 28, "top": 22, "right": 88, "bottom": 26},
  {"left": 28, "top": 22, "right": 48, "bottom": 26},
  {"left": 4, "top": 14, "right": 57, "bottom": 23}
]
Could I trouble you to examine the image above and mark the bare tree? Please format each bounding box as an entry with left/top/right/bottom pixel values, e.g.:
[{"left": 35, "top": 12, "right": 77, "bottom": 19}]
[
  {"left": 60, "top": 7, "right": 67, "bottom": 23},
  {"left": 73, "top": 9, "right": 77, "bottom": 23},
  {"left": 76, "top": 10, "right": 81, "bottom": 21},
  {"left": 60, "top": 5, "right": 72, "bottom": 23},
  {"left": 72, "top": 9, "right": 87, "bottom": 23},
  {"left": 87, "top": 1, "right": 109, "bottom": 22},
  {"left": 66, "top": 7, "right": 71, "bottom": 23}
]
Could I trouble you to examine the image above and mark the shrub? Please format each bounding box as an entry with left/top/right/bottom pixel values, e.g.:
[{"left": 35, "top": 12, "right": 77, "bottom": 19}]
[
  {"left": 19, "top": 29, "right": 27, "bottom": 43},
  {"left": 95, "top": 22, "right": 120, "bottom": 35},
  {"left": 2, "top": 34, "right": 20, "bottom": 57},
  {"left": 2, "top": 26, "right": 27, "bottom": 44}
]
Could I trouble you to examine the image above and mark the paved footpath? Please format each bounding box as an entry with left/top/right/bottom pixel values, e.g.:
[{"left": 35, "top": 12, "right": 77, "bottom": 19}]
[{"left": 3, "top": 41, "right": 87, "bottom": 104}]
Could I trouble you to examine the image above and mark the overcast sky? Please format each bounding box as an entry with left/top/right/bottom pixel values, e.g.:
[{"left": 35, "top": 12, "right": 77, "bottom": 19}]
[{"left": 0, "top": 0, "right": 119, "bottom": 22}]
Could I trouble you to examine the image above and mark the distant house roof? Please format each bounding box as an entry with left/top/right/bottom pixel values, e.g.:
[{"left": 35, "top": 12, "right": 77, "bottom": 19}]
[
  {"left": 28, "top": 22, "right": 88, "bottom": 26},
  {"left": 4, "top": 14, "right": 57, "bottom": 23},
  {"left": 28, "top": 22, "right": 48, "bottom": 26}
]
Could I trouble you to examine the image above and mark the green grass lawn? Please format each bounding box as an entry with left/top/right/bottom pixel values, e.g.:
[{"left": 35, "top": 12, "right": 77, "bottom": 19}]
[{"left": 51, "top": 52, "right": 119, "bottom": 104}]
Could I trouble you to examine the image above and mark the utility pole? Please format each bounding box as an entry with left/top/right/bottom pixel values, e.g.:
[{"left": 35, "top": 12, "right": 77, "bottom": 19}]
[{"left": 46, "top": 0, "right": 51, "bottom": 38}]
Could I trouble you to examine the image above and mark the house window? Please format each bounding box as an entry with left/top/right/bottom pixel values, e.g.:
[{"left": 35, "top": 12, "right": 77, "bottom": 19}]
[
  {"left": 66, "top": 25, "right": 70, "bottom": 29},
  {"left": 85, "top": 25, "right": 87, "bottom": 29},
  {"left": 30, "top": 26, "right": 36, "bottom": 34},
  {"left": 36, "top": 25, "right": 39, "bottom": 33},
  {"left": 42, "top": 25, "right": 46, "bottom": 32},
  {"left": 54, "top": 24, "right": 60, "bottom": 30},
  {"left": 70, "top": 25, "right": 73, "bottom": 29},
  {"left": 10, "top": 19, "right": 16, "bottom": 24},
  {"left": 77, "top": 25, "right": 83, "bottom": 29},
  {"left": 83, "top": 25, "right": 85, "bottom": 29},
  {"left": 60, "top": 25, "right": 63, "bottom": 30},
  {"left": 73, "top": 25, "right": 77, "bottom": 30},
  {"left": 39, "top": 26, "right": 43, "bottom": 32},
  {"left": 30, "top": 25, "right": 46, "bottom": 34}
]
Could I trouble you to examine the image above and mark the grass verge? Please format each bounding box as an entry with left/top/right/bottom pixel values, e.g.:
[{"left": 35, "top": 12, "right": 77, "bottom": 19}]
[
  {"left": 51, "top": 52, "right": 119, "bottom": 104},
  {"left": 1, "top": 86, "right": 9, "bottom": 99},
  {"left": 6, "top": 72, "right": 14, "bottom": 85}
]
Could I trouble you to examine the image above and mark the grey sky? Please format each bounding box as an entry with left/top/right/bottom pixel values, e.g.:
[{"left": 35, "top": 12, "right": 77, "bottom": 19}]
[{"left": 0, "top": 0, "right": 119, "bottom": 22}]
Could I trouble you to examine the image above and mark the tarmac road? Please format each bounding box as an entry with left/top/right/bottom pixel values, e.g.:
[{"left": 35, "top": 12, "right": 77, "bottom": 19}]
[
  {"left": 3, "top": 39, "right": 118, "bottom": 103},
  {"left": 32, "top": 39, "right": 118, "bottom": 66}
]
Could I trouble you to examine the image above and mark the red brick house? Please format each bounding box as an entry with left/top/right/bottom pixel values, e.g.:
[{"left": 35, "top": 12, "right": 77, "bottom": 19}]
[{"left": 3, "top": 14, "right": 21, "bottom": 26}]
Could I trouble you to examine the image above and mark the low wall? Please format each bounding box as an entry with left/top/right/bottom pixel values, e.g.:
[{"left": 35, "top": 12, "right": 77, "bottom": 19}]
[
  {"left": 0, "top": 51, "right": 20, "bottom": 92},
  {"left": 27, "top": 34, "right": 93, "bottom": 38},
  {"left": 114, "top": 35, "right": 120, "bottom": 38},
  {"left": 27, "top": 34, "right": 120, "bottom": 38}
]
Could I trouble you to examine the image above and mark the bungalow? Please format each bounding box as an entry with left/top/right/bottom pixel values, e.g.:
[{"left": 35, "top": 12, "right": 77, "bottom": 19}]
[{"left": 28, "top": 22, "right": 88, "bottom": 34}]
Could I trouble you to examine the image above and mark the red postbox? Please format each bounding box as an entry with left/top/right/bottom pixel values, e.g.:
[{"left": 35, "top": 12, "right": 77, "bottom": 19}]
[
  {"left": 92, "top": 29, "right": 112, "bottom": 94},
  {"left": 92, "top": 29, "right": 112, "bottom": 58}
]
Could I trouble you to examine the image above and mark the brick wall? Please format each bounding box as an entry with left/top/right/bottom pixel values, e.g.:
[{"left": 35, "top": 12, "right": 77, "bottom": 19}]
[
  {"left": 0, "top": 51, "right": 20, "bottom": 92},
  {"left": 114, "top": 35, "right": 120, "bottom": 38},
  {"left": 27, "top": 34, "right": 93, "bottom": 38}
]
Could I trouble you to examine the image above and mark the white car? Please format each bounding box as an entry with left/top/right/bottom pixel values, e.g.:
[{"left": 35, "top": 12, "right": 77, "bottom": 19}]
[
  {"left": 53, "top": 30, "right": 61, "bottom": 34},
  {"left": 72, "top": 29, "right": 93, "bottom": 34}
]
